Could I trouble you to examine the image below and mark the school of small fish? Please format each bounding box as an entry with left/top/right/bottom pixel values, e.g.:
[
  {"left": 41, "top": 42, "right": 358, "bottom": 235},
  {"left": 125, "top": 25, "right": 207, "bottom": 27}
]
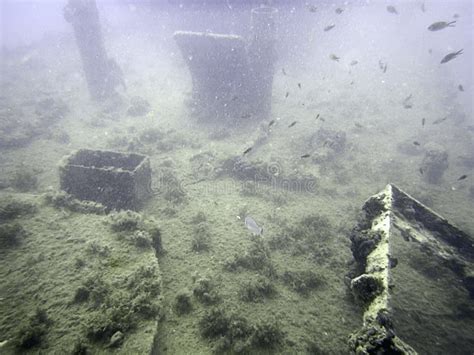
[{"left": 240, "top": 3, "right": 469, "bottom": 197}]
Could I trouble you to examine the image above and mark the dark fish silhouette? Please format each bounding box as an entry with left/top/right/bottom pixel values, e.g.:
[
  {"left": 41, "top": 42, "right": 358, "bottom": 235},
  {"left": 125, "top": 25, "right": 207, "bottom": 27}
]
[
  {"left": 298, "top": 83, "right": 302, "bottom": 89},
  {"left": 323, "top": 140, "right": 335, "bottom": 148},
  {"left": 330, "top": 54, "right": 340, "bottom": 61},
  {"left": 268, "top": 120, "right": 275, "bottom": 127},
  {"left": 413, "top": 141, "right": 420, "bottom": 146},
  {"left": 324, "top": 24, "right": 336, "bottom": 32},
  {"left": 457, "top": 174, "right": 468, "bottom": 181},
  {"left": 379, "top": 60, "right": 388, "bottom": 73},
  {"left": 282, "top": 68, "right": 287, "bottom": 75},
  {"left": 387, "top": 5, "right": 398, "bottom": 14},
  {"left": 419, "top": 167, "right": 424, "bottom": 175},
  {"left": 432, "top": 116, "right": 448, "bottom": 124},
  {"left": 335, "top": 8, "right": 344, "bottom": 14},
  {"left": 403, "top": 94, "right": 413, "bottom": 109},
  {"left": 288, "top": 121, "right": 297, "bottom": 128},
  {"left": 243, "top": 147, "right": 252, "bottom": 155},
  {"left": 440, "top": 49, "right": 463, "bottom": 64},
  {"left": 422, "top": 118, "right": 426, "bottom": 126},
  {"left": 428, "top": 21, "right": 456, "bottom": 31},
  {"left": 301, "top": 154, "right": 311, "bottom": 158},
  {"left": 458, "top": 84, "right": 464, "bottom": 92},
  {"left": 285, "top": 91, "right": 289, "bottom": 98}
]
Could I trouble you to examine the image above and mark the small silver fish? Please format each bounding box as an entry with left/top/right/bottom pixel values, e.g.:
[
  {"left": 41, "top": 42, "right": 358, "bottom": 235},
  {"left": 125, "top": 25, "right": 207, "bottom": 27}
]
[
  {"left": 245, "top": 216, "right": 263, "bottom": 236},
  {"left": 0, "top": 340, "right": 9, "bottom": 348},
  {"left": 428, "top": 21, "right": 456, "bottom": 31},
  {"left": 440, "top": 49, "right": 463, "bottom": 64}
]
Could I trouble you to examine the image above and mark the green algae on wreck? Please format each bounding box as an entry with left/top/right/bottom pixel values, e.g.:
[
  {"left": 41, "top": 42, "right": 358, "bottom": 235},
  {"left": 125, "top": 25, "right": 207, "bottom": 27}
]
[{"left": 0, "top": 193, "right": 163, "bottom": 354}]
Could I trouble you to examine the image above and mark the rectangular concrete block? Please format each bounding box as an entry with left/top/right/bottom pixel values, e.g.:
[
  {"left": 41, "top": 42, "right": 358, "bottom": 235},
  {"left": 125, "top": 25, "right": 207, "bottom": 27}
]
[{"left": 59, "top": 149, "right": 151, "bottom": 211}]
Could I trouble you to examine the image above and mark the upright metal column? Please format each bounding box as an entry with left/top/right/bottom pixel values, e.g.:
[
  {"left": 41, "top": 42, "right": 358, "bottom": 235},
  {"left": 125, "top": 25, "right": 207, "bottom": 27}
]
[
  {"left": 247, "top": 6, "right": 278, "bottom": 119},
  {"left": 174, "top": 6, "right": 278, "bottom": 125},
  {"left": 64, "top": 0, "right": 124, "bottom": 101},
  {"left": 174, "top": 31, "right": 249, "bottom": 123}
]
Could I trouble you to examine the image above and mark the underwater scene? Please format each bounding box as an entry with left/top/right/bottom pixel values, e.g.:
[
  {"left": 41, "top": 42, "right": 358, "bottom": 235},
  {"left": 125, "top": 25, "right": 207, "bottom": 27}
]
[{"left": 0, "top": 0, "right": 473, "bottom": 354}]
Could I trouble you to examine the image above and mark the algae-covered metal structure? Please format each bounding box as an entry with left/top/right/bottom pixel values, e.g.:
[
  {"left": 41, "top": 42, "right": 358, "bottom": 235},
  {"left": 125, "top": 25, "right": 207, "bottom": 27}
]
[{"left": 350, "top": 184, "right": 474, "bottom": 354}]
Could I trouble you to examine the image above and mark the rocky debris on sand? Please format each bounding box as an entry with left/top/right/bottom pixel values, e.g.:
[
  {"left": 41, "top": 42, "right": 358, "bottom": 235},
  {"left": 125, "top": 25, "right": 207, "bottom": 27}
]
[
  {"left": 127, "top": 96, "right": 151, "bottom": 117},
  {"left": 309, "top": 128, "right": 347, "bottom": 163},
  {"left": 108, "top": 331, "right": 124, "bottom": 348},
  {"left": 420, "top": 143, "right": 448, "bottom": 184},
  {"left": 0, "top": 97, "right": 69, "bottom": 149}
]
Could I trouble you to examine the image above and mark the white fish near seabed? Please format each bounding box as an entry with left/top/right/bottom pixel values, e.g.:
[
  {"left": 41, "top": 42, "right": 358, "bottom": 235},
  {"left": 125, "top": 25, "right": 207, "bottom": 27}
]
[
  {"left": 244, "top": 216, "right": 263, "bottom": 236},
  {"left": 0, "top": 340, "right": 9, "bottom": 348}
]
